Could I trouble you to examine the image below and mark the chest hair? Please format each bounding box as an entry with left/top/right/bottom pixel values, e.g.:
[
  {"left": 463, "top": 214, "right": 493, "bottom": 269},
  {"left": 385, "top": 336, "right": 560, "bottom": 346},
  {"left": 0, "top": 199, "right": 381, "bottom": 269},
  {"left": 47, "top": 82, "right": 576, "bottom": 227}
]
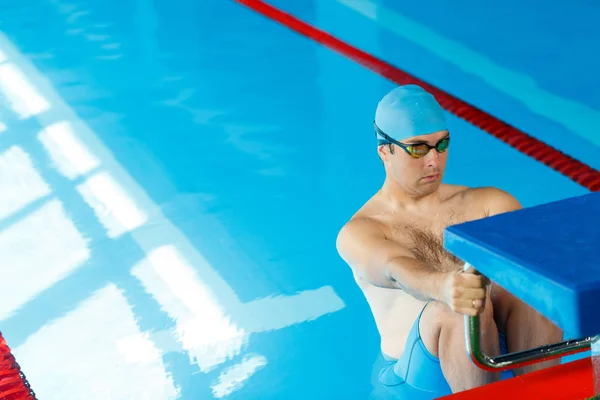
[
  {"left": 394, "top": 210, "right": 466, "bottom": 270},
  {"left": 407, "top": 227, "right": 462, "bottom": 270}
]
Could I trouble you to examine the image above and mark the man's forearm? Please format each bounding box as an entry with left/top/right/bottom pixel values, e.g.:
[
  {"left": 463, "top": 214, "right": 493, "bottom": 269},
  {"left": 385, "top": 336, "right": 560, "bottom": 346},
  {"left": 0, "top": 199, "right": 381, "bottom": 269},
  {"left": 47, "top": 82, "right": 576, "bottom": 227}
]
[{"left": 386, "top": 257, "right": 448, "bottom": 302}]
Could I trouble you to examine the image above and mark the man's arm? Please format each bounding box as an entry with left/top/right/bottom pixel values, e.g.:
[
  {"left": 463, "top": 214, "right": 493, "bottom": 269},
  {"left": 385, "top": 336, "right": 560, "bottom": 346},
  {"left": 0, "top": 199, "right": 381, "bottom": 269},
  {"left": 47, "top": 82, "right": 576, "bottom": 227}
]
[
  {"left": 336, "top": 217, "right": 489, "bottom": 315},
  {"left": 482, "top": 187, "right": 523, "bottom": 216},
  {"left": 336, "top": 218, "right": 448, "bottom": 302}
]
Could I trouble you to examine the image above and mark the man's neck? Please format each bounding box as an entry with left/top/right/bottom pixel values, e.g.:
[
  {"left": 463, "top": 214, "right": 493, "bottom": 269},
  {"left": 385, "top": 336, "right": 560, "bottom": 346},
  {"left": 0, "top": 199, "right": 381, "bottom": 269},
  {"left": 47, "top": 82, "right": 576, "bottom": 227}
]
[{"left": 380, "top": 178, "right": 442, "bottom": 211}]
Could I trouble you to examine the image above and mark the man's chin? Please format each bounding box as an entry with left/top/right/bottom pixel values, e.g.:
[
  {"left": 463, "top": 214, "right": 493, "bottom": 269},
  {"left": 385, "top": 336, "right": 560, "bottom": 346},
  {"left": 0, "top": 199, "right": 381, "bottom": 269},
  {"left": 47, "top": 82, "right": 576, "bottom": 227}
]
[{"left": 417, "top": 180, "right": 442, "bottom": 193}]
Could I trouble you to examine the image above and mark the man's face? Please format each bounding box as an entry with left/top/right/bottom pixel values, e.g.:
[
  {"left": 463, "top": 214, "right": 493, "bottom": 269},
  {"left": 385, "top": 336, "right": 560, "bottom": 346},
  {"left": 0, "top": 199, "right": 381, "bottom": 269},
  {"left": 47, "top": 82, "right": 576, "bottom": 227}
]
[{"left": 378, "top": 130, "right": 449, "bottom": 196}]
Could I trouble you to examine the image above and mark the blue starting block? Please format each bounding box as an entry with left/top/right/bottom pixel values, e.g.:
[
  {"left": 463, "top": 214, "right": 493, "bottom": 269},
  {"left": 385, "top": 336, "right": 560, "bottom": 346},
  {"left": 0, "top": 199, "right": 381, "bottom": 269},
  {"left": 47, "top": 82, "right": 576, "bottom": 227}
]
[{"left": 444, "top": 191, "right": 600, "bottom": 339}]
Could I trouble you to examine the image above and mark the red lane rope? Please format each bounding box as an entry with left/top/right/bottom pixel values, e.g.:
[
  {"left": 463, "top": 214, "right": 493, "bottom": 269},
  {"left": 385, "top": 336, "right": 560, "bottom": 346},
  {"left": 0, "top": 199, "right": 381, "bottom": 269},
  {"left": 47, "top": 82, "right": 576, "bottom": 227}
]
[
  {"left": 0, "top": 333, "right": 36, "bottom": 400},
  {"left": 235, "top": 0, "right": 600, "bottom": 192}
]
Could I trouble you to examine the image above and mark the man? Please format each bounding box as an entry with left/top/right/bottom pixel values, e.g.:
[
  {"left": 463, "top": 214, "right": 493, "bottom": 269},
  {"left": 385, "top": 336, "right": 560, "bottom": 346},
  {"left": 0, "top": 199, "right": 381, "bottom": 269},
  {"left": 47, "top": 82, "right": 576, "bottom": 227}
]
[{"left": 336, "top": 85, "right": 563, "bottom": 398}]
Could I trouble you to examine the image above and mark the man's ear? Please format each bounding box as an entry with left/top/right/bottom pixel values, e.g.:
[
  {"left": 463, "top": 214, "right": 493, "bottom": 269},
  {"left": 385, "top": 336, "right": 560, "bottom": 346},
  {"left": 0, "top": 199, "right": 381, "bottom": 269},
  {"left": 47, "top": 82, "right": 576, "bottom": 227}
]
[{"left": 378, "top": 144, "right": 390, "bottom": 162}]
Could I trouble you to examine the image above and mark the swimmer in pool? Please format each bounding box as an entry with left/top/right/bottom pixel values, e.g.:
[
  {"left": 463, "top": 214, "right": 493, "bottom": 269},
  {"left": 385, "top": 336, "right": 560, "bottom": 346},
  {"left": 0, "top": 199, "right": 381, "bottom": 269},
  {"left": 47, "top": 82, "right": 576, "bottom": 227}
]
[{"left": 336, "top": 85, "right": 563, "bottom": 398}]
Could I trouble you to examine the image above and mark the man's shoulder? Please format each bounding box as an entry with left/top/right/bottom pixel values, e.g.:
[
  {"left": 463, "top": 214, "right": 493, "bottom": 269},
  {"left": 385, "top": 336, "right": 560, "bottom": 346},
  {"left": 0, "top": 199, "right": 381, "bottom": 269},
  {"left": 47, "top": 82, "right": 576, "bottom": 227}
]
[
  {"left": 466, "top": 186, "right": 518, "bottom": 201},
  {"left": 447, "top": 184, "right": 514, "bottom": 199},
  {"left": 336, "top": 197, "right": 392, "bottom": 248},
  {"left": 339, "top": 194, "right": 387, "bottom": 230},
  {"left": 335, "top": 214, "right": 388, "bottom": 265},
  {"left": 463, "top": 186, "right": 522, "bottom": 216},
  {"left": 338, "top": 214, "right": 385, "bottom": 240}
]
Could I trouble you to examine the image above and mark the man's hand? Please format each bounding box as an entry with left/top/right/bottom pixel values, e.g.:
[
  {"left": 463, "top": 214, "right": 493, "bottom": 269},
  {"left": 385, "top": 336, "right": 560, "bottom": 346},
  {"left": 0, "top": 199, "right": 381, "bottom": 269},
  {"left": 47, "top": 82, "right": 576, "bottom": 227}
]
[{"left": 440, "top": 269, "right": 490, "bottom": 316}]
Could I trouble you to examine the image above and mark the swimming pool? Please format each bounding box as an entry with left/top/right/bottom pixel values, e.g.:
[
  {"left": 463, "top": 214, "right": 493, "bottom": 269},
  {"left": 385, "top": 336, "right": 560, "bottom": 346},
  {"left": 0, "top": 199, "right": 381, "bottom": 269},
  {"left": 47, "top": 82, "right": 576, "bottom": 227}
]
[{"left": 0, "top": 0, "right": 598, "bottom": 398}]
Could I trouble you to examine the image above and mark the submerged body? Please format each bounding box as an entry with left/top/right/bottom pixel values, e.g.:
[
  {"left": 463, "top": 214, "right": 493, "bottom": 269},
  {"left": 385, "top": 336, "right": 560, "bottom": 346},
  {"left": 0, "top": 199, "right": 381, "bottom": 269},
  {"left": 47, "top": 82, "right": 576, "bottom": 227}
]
[
  {"left": 336, "top": 85, "right": 563, "bottom": 396},
  {"left": 351, "top": 183, "right": 483, "bottom": 359}
]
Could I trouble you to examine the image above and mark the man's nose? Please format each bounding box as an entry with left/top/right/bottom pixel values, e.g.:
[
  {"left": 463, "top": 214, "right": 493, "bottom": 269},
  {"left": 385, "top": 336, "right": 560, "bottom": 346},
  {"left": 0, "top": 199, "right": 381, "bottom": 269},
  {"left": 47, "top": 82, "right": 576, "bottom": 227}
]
[{"left": 425, "top": 149, "right": 439, "bottom": 167}]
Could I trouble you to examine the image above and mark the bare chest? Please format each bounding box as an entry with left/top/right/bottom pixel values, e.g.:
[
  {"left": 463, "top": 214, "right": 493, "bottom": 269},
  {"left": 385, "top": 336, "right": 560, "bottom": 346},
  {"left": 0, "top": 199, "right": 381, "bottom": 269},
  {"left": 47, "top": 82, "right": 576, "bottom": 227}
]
[{"left": 388, "top": 208, "right": 472, "bottom": 271}]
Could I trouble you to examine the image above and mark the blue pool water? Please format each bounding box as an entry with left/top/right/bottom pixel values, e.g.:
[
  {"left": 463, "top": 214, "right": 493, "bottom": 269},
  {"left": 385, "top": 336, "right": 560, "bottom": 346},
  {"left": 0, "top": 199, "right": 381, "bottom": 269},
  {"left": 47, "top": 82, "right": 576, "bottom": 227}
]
[{"left": 0, "top": 0, "right": 597, "bottom": 398}]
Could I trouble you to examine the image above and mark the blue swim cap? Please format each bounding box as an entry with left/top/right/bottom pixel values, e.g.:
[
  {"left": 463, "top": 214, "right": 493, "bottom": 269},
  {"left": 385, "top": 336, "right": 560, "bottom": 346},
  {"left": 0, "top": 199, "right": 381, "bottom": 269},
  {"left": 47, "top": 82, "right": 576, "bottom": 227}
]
[{"left": 374, "top": 85, "right": 447, "bottom": 145}]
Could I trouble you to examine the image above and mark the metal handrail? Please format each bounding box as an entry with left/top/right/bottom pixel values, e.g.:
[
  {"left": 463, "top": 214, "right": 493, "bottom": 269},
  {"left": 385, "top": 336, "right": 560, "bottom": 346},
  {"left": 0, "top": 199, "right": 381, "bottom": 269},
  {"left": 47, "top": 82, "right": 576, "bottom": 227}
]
[
  {"left": 465, "top": 313, "right": 595, "bottom": 372},
  {"left": 463, "top": 264, "right": 596, "bottom": 372}
]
